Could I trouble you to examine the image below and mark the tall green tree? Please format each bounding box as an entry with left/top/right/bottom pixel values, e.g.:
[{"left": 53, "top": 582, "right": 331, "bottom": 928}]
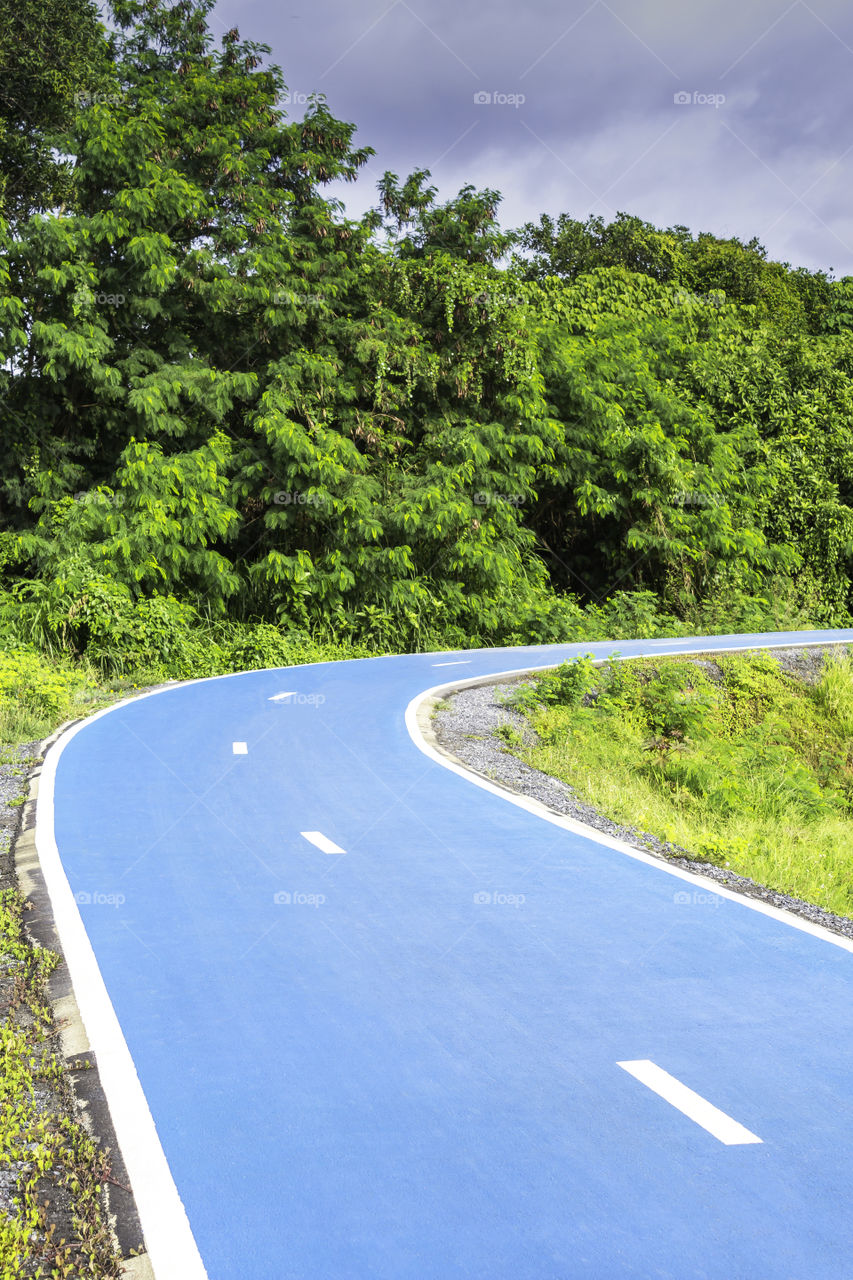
[
  {"left": 4, "top": 0, "right": 374, "bottom": 605},
  {"left": 3, "top": 1, "right": 566, "bottom": 645},
  {"left": 527, "top": 268, "right": 788, "bottom": 612},
  {"left": 525, "top": 266, "right": 853, "bottom": 621},
  {"left": 0, "top": 0, "right": 112, "bottom": 218},
  {"left": 517, "top": 211, "right": 688, "bottom": 283},
  {"left": 377, "top": 170, "right": 515, "bottom": 265}
]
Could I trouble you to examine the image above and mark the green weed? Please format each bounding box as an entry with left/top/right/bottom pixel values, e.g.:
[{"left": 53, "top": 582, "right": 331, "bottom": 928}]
[
  {"left": 0, "top": 890, "right": 122, "bottom": 1276},
  {"left": 814, "top": 647, "right": 853, "bottom": 738}
]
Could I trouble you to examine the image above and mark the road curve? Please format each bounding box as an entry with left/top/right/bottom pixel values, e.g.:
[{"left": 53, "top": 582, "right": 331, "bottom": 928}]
[{"left": 35, "top": 630, "right": 853, "bottom": 1279}]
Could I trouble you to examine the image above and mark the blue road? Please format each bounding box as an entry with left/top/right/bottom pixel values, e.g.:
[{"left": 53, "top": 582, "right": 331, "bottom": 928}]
[{"left": 45, "top": 631, "right": 853, "bottom": 1278}]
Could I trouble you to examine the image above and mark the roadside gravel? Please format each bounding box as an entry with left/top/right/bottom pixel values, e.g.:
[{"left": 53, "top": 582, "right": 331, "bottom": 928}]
[
  {"left": 431, "top": 644, "right": 853, "bottom": 942},
  {"left": 0, "top": 742, "right": 39, "bottom": 892}
]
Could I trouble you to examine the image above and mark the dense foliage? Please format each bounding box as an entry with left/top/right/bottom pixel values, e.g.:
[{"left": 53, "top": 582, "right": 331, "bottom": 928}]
[
  {"left": 2, "top": 0, "right": 852, "bottom": 673},
  {"left": 0, "top": 0, "right": 111, "bottom": 219}
]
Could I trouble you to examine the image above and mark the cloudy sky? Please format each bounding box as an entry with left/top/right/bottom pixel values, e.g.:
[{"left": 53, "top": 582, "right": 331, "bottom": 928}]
[{"left": 205, "top": 0, "right": 853, "bottom": 275}]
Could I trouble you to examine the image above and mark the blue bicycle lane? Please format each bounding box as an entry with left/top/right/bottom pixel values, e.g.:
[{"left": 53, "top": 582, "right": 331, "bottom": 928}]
[{"left": 46, "top": 630, "right": 853, "bottom": 1278}]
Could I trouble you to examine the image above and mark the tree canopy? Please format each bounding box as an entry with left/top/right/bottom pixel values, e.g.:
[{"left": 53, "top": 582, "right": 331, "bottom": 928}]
[{"left": 2, "top": 0, "right": 852, "bottom": 664}]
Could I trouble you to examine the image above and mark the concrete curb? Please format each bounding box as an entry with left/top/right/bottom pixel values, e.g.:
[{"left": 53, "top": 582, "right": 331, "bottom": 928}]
[
  {"left": 406, "top": 640, "right": 853, "bottom": 955},
  {"left": 13, "top": 720, "right": 154, "bottom": 1279}
]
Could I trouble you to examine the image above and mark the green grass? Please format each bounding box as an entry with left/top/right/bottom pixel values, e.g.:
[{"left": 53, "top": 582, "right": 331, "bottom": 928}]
[{"left": 506, "top": 649, "right": 853, "bottom": 920}]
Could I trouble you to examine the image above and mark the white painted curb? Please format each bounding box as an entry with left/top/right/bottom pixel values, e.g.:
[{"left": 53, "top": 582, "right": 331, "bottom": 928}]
[{"left": 405, "top": 640, "right": 853, "bottom": 955}]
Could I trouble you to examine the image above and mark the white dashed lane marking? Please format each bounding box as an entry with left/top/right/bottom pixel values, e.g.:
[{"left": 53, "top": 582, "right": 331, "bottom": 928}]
[
  {"left": 617, "top": 1060, "right": 763, "bottom": 1145},
  {"left": 300, "top": 831, "right": 346, "bottom": 855},
  {"left": 232, "top": 742, "right": 248, "bottom": 755}
]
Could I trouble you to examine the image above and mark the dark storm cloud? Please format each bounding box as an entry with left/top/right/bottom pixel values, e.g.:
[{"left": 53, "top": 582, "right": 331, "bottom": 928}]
[{"left": 209, "top": 0, "right": 853, "bottom": 271}]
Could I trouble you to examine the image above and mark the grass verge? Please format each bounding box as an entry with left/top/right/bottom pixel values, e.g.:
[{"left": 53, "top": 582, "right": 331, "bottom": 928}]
[{"left": 502, "top": 648, "right": 853, "bottom": 920}]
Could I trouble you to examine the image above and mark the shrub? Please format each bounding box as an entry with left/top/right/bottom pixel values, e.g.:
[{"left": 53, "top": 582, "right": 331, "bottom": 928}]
[
  {"left": 0, "top": 647, "right": 90, "bottom": 742},
  {"left": 537, "top": 655, "right": 600, "bottom": 707},
  {"left": 0, "top": 647, "right": 88, "bottom": 720},
  {"left": 814, "top": 648, "right": 853, "bottom": 738}
]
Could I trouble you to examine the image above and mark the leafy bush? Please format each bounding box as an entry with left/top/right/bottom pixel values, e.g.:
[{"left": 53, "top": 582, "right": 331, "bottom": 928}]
[
  {"left": 220, "top": 622, "right": 372, "bottom": 672},
  {"left": 537, "top": 655, "right": 600, "bottom": 707},
  {"left": 0, "top": 646, "right": 91, "bottom": 742},
  {"left": 633, "top": 663, "right": 720, "bottom": 743},
  {"left": 11, "top": 561, "right": 225, "bottom": 677},
  {"left": 0, "top": 647, "right": 88, "bottom": 719},
  {"left": 661, "top": 729, "right": 836, "bottom": 823}
]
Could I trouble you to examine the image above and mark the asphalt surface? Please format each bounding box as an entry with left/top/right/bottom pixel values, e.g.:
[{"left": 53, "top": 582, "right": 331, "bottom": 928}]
[{"left": 39, "top": 630, "right": 853, "bottom": 1279}]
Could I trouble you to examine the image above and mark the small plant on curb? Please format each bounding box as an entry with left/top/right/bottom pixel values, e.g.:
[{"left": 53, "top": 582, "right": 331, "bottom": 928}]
[
  {"left": 493, "top": 723, "right": 524, "bottom": 751},
  {"left": 812, "top": 647, "right": 853, "bottom": 736}
]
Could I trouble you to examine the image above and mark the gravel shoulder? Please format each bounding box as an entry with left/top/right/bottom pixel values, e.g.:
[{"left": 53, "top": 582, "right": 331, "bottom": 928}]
[{"left": 430, "top": 644, "right": 853, "bottom": 942}]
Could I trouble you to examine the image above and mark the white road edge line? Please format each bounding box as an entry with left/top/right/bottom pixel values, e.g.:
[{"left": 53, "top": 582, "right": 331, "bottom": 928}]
[
  {"left": 617, "top": 1060, "right": 763, "bottom": 1145},
  {"left": 404, "top": 640, "right": 853, "bottom": 955},
  {"left": 268, "top": 692, "right": 298, "bottom": 701},
  {"left": 432, "top": 661, "right": 472, "bottom": 667},
  {"left": 232, "top": 741, "right": 248, "bottom": 754},
  {"left": 36, "top": 705, "right": 209, "bottom": 1280},
  {"left": 301, "top": 830, "right": 346, "bottom": 854}
]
